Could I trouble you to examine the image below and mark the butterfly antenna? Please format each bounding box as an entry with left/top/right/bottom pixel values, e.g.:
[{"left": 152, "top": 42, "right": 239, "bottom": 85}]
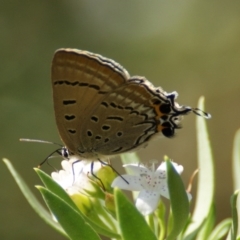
[
  {"left": 37, "top": 148, "right": 63, "bottom": 168},
  {"left": 19, "top": 138, "right": 63, "bottom": 147},
  {"left": 20, "top": 138, "right": 68, "bottom": 168},
  {"left": 191, "top": 108, "right": 211, "bottom": 119}
]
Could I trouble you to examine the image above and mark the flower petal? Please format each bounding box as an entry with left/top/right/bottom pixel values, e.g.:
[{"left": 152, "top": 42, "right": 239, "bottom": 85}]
[
  {"left": 61, "top": 160, "right": 73, "bottom": 172},
  {"left": 135, "top": 190, "right": 161, "bottom": 215},
  {"left": 157, "top": 161, "right": 183, "bottom": 175},
  {"left": 111, "top": 175, "right": 144, "bottom": 191},
  {"left": 123, "top": 164, "right": 152, "bottom": 175},
  {"left": 158, "top": 184, "right": 170, "bottom": 199}
]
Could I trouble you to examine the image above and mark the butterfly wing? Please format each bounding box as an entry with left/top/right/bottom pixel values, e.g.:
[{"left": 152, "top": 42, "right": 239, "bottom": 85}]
[
  {"left": 52, "top": 48, "right": 193, "bottom": 159},
  {"left": 52, "top": 48, "right": 130, "bottom": 158},
  {"left": 84, "top": 76, "right": 188, "bottom": 156}
]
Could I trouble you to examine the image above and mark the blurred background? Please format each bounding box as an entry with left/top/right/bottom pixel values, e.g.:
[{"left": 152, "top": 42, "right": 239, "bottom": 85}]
[{"left": 1, "top": 1, "right": 240, "bottom": 239}]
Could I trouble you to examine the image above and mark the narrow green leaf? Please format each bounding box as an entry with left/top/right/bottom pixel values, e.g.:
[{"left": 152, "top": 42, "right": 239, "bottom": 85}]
[
  {"left": 155, "top": 201, "right": 166, "bottom": 240},
  {"left": 145, "top": 214, "right": 155, "bottom": 235},
  {"left": 233, "top": 129, "right": 240, "bottom": 236},
  {"left": 35, "top": 168, "right": 120, "bottom": 239},
  {"left": 230, "top": 191, "right": 239, "bottom": 240},
  {"left": 208, "top": 218, "right": 232, "bottom": 240},
  {"left": 183, "top": 221, "right": 206, "bottom": 240},
  {"left": 3, "top": 158, "right": 66, "bottom": 237},
  {"left": 35, "top": 168, "right": 79, "bottom": 211},
  {"left": 166, "top": 160, "right": 189, "bottom": 240},
  {"left": 114, "top": 188, "right": 157, "bottom": 240},
  {"left": 184, "top": 97, "right": 214, "bottom": 237},
  {"left": 233, "top": 129, "right": 240, "bottom": 190},
  {"left": 84, "top": 218, "right": 120, "bottom": 239},
  {"left": 196, "top": 204, "right": 215, "bottom": 240},
  {"left": 38, "top": 186, "right": 101, "bottom": 240}
]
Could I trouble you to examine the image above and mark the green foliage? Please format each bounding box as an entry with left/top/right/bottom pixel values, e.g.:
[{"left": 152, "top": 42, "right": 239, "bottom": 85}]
[
  {"left": 4, "top": 98, "right": 240, "bottom": 239},
  {"left": 183, "top": 97, "right": 215, "bottom": 239},
  {"left": 230, "top": 191, "right": 239, "bottom": 239},
  {"left": 3, "top": 159, "right": 66, "bottom": 237},
  {"left": 38, "top": 186, "right": 100, "bottom": 240},
  {"left": 115, "top": 188, "right": 157, "bottom": 240},
  {"left": 166, "top": 160, "right": 190, "bottom": 240}
]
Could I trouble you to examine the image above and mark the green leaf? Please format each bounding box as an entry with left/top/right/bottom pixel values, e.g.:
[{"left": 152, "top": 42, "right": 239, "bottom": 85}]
[
  {"left": 233, "top": 129, "right": 240, "bottom": 236},
  {"left": 184, "top": 97, "right": 214, "bottom": 237},
  {"left": 166, "top": 160, "right": 190, "bottom": 240},
  {"left": 35, "top": 168, "right": 79, "bottom": 211},
  {"left": 114, "top": 188, "right": 157, "bottom": 240},
  {"left": 196, "top": 204, "right": 215, "bottom": 240},
  {"left": 233, "top": 129, "right": 240, "bottom": 190},
  {"left": 37, "top": 186, "right": 101, "bottom": 240},
  {"left": 156, "top": 201, "right": 166, "bottom": 240},
  {"left": 35, "top": 168, "right": 120, "bottom": 239},
  {"left": 145, "top": 214, "right": 155, "bottom": 235},
  {"left": 2, "top": 159, "right": 66, "bottom": 237},
  {"left": 230, "top": 191, "right": 239, "bottom": 240},
  {"left": 183, "top": 222, "right": 206, "bottom": 240},
  {"left": 208, "top": 218, "right": 232, "bottom": 240}
]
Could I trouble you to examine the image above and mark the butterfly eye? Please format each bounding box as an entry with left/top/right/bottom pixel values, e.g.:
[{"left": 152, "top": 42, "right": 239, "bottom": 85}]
[{"left": 61, "top": 147, "right": 70, "bottom": 158}]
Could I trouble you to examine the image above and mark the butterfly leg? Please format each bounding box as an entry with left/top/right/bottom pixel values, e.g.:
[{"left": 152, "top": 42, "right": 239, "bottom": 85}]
[
  {"left": 90, "top": 161, "right": 106, "bottom": 191},
  {"left": 71, "top": 159, "right": 82, "bottom": 184},
  {"left": 97, "top": 159, "right": 129, "bottom": 185}
]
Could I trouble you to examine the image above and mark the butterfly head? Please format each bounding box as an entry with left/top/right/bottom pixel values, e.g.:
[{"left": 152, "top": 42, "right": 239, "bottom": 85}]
[{"left": 155, "top": 92, "right": 211, "bottom": 138}]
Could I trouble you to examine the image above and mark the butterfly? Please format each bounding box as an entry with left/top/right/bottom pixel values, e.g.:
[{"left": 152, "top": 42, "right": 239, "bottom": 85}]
[{"left": 51, "top": 48, "right": 210, "bottom": 161}]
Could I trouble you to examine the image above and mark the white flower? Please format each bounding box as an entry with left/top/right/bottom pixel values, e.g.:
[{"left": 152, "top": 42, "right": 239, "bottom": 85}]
[
  {"left": 51, "top": 159, "right": 102, "bottom": 196},
  {"left": 111, "top": 161, "right": 190, "bottom": 215}
]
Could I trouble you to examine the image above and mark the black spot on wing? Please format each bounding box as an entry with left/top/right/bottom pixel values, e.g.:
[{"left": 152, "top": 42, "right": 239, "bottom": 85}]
[
  {"left": 63, "top": 100, "right": 76, "bottom": 105},
  {"left": 65, "top": 115, "right": 76, "bottom": 120},
  {"left": 68, "top": 129, "right": 76, "bottom": 134},
  {"left": 106, "top": 116, "right": 124, "bottom": 121}
]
